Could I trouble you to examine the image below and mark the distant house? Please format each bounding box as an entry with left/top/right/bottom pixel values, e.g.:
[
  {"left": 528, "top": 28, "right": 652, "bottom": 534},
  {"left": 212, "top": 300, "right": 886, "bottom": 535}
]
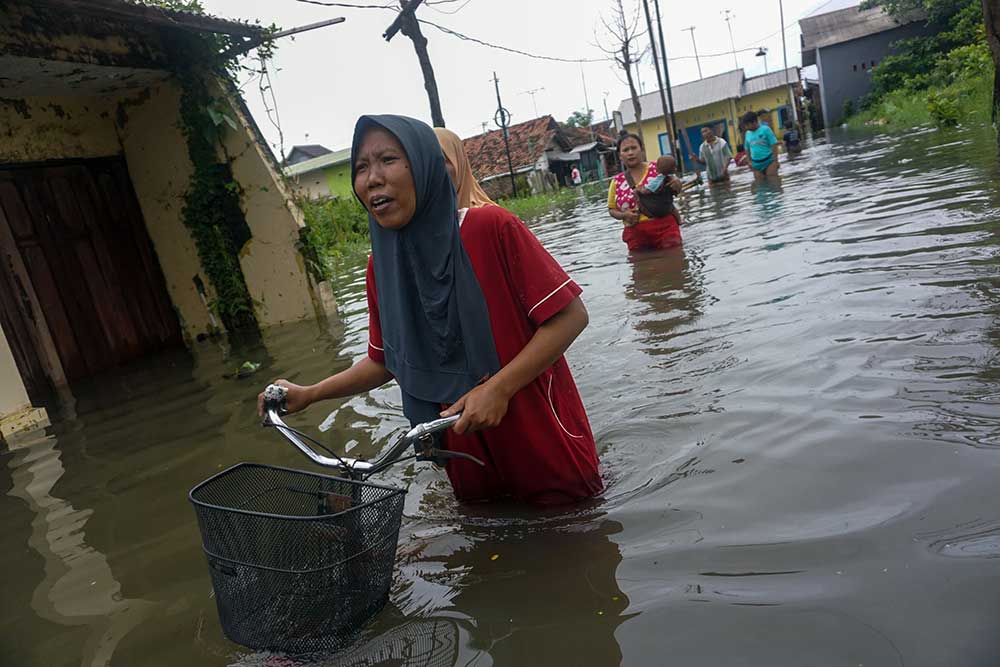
[
  {"left": 800, "top": 3, "right": 929, "bottom": 127},
  {"left": 561, "top": 124, "right": 618, "bottom": 182},
  {"left": 0, "top": 0, "right": 328, "bottom": 435},
  {"left": 285, "top": 144, "right": 333, "bottom": 166},
  {"left": 284, "top": 147, "right": 353, "bottom": 200},
  {"left": 463, "top": 116, "right": 615, "bottom": 198},
  {"left": 617, "top": 68, "right": 803, "bottom": 172}
]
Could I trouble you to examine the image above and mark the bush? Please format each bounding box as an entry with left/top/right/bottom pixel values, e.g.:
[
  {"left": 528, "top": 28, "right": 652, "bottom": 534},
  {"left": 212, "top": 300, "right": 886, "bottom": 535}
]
[
  {"left": 298, "top": 196, "right": 370, "bottom": 280},
  {"left": 926, "top": 89, "right": 960, "bottom": 126}
]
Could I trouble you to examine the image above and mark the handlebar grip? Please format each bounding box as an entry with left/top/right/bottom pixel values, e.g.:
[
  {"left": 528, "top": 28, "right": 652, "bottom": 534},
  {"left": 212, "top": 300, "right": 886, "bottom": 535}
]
[{"left": 262, "top": 384, "right": 288, "bottom": 415}]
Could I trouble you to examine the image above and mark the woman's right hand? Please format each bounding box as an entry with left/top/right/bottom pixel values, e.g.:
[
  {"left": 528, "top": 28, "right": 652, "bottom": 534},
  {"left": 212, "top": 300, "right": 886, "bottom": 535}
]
[
  {"left": 622, "top": 210, "right": 640, "bottom": 227},
  {"left": 257, "top": 379, "right": 314, "bottom": 417}
]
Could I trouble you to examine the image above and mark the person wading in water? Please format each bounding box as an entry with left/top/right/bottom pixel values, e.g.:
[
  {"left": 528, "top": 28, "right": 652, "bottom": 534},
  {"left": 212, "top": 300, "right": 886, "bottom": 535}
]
[{"left": 607, "top": 133, "right": 683, "bottom": 252}]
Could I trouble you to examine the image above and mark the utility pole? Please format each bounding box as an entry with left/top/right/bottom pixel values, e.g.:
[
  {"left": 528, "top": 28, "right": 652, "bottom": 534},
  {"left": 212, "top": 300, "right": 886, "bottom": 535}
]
[
  {"left": 580, "top": 66, "right": 595, "bottom": 140},
  {"left": 492, "top": 72, "right": 517, "bottom": 198},
  {"left": 603, "top": 91, "right": 611, "bottom": 122},
  {"left": 641, "top": 0, "right": 675, "bottom": 159},
  {"left": 723, "top": 10, "right": 739, "bottom": 70},
  {"left": 383, "top": 0, "right": 445, "bottom": 127},
  {"left": 521, "top": 87, "right": 544, "bottom": 118},
  {"left": 481, "top": 120, "right": 489, "bottom": 134},
  {"left": 653, "top": 0, "right": 688, "bottom": 173},
  {"left": 779, "top": 0, "right": 798, "bottom": 124},
  {"left": 683, "top": 26, "right": 703, "bottom": 79}
]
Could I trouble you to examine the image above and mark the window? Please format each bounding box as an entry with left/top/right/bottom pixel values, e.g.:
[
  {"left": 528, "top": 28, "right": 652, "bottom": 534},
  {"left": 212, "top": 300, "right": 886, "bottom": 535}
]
[
  {"left": 861, "top": 62, "right": 866, "bottom": 70},
  {"left": 853, "top": 64, "right": 858, "bottom": 71},
  {"left": 871, "top": 60, "right": 877, "bottom": 67}
]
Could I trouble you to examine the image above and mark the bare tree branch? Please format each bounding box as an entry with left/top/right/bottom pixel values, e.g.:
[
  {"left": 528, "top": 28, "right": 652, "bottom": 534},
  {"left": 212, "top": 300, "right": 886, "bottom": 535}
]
[{"left": 595, "top": 0, "right": 646, "bottom": 136}]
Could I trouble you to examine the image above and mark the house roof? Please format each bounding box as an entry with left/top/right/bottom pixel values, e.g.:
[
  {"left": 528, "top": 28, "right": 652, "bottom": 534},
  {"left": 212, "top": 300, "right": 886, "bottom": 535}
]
[
  {"left": 616, "top": 67, "right": 800, "bottom": 125},
  {"left": 560, "top": 124, "right": 615, "bottom": 148},
  {"left": 31, "top": 0, "right": 265, "bottom": 38},
  {"left": 462, "top": 116, "right": 564, "bottom": 181},
  {"left": 799, "top": 3, "right": 921, "bottom": 57},
  {"left": 285, "top": 144, "right": 333, "bottom": 165},
  {"left": 284, "top": 147, "right": 352, "bottom": 177},
  {"left": 742, "top": 67, "right": 800, "bottom": 96}
]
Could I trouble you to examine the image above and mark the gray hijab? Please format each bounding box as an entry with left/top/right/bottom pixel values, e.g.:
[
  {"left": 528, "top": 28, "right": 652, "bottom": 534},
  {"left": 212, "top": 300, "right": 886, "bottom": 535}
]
[{"left": 351, "top": 115, "right": 501, "bottom": 427}]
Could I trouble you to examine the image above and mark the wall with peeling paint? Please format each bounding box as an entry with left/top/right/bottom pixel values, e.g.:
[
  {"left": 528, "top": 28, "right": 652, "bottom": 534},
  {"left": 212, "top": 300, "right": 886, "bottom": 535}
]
[
  {"left": 0, "top": 1, "right": 324, "bottom": 423},
  {"left": 0, "top": 87, "right": 319, "bottom": 338},
  {"left": 0, "top": 331, "right": 30, "bottom": 418},
  {"left": 215, "top": 80, "right": 317, "bottom": 328}
]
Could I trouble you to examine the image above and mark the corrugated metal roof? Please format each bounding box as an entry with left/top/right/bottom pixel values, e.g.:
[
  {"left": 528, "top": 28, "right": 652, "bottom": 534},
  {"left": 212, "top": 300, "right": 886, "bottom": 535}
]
[
  {"left": 616, "top": 67, "right": 800, "bottom": 125},
  {"left": 617, "top": 69, "right": 744, "bottom": 125},
  {"left": 742, "top": 67, "right": 799, "bottom": 96},
  {"left": 799, "top": 4, "right": 921, "bottom": 52},
  {"left": 284, "top": 147, "right": 352, "bottom": 176}
]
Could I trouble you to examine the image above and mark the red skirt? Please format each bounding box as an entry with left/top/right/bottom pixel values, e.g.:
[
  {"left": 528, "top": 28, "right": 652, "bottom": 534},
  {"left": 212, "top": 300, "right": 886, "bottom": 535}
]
[{"left": 622, "top": 213, "right": 682, "bottom": 251}]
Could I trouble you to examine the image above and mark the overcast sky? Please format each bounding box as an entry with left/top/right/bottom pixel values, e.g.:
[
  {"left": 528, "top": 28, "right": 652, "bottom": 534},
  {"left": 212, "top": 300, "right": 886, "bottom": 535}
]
[{"left": 201, "top": 0, "right": 847, "bottom": 156}]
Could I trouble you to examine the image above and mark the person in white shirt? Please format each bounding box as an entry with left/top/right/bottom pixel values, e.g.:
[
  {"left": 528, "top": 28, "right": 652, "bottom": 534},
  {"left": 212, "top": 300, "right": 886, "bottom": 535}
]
[{"left": 690, "top": 126, "right": 733, "bottom": 184}]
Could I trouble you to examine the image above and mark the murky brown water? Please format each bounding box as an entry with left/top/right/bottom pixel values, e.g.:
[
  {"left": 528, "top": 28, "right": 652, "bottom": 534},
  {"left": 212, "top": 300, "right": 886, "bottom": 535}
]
[{"left": 4, "top": 126, "right": 1000, "bottom": 666}]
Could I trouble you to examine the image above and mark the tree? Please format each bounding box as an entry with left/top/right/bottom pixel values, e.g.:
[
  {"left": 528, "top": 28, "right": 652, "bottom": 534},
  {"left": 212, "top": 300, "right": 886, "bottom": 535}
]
[
  {"left": 862, "top": 0, "right": 990, "bottom": 105},
  {"left": 596, "top": 0, "right": 647, "bottom": 138},
  {"left": 566, "top": 109, "right": 595, "bottom": 127},
  {"left": 984, "top": 0, "right": 1000, "bottom": 121},
  {"left": 384, "top": 0, "right": 446, "bottom": 127}
]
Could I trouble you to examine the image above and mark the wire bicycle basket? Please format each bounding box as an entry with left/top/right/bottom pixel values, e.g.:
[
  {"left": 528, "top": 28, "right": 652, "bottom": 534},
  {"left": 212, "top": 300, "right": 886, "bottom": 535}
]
[{"left": 189, "top": 384, "right": 482, "bottom": 653}]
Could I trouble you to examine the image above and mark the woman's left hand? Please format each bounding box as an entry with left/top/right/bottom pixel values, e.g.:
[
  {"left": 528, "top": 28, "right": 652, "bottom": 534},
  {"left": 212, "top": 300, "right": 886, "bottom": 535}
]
[{"left": 441, "top": 381, "right": 511, "bottom": 435}]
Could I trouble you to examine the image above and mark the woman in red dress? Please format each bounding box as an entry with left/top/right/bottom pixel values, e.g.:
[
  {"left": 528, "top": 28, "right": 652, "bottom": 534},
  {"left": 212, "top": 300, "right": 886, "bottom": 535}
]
[
  {"left": 258, "top": 115, "right": 602, "bottom": 506},
  {"left": 607, "top": 133, "right": 683, "bottom": 252}
]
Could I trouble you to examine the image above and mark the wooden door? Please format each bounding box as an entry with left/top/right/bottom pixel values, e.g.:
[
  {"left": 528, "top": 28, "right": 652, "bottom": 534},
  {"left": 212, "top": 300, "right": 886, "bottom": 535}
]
[{"left": 0, "top": 157, "right": 182, "bottom": 395}]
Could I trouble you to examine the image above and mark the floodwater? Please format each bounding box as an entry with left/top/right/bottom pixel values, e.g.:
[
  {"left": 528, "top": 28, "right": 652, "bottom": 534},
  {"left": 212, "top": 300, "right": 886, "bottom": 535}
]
[{"left": 3, "top": 125, "right": 1000, "bottom": 667}]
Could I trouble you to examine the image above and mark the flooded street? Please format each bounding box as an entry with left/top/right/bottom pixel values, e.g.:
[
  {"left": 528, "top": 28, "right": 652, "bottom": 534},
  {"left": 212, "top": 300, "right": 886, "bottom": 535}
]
[{"left": 3, "top": 126, "right": 1000, "bottom": 666}]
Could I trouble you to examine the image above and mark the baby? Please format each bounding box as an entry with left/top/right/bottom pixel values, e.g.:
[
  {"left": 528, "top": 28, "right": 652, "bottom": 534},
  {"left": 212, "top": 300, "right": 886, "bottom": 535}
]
[
  {"left": 635, "top": 155, "right": 682, "bottom": 219},
  {"left": 640, "top": 155, "right": 680, "bottom": 195}
]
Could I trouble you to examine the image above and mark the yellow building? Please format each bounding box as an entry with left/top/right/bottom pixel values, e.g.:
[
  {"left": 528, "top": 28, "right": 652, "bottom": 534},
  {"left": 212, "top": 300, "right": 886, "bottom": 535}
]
[
  {"left": 618, "top": 68, "right": 801, "bottom": 169},
  {"left": 0, "top": 0, "right": 334, "bottom": 435}
]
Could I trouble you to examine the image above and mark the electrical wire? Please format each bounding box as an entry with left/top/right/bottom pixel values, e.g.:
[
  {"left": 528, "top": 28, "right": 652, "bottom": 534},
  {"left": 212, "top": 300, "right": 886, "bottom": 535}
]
[
  {"left": 293, "top": 0, "right": 397, "bottom": 9},
  {"left": 417, "top": 18, "right": 606, "bottom": 62},
  {"left": 423, "top": 0, "right": 475, "bottom": 14}
]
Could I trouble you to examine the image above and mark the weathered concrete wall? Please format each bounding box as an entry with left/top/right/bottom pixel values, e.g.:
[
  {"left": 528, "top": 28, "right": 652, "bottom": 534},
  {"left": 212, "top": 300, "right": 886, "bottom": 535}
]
[
  {"left": 118, "top": 82, "right": 215, "bottom": 335},
  {"left": 0, "top": 332, "right": 29, "bottom": 416},
  {"left": 216, "top": 81, "right": 317, "bottom": 327},
  {"left": 0, "top": 96, "right": 120, "bottom": 162},
  {"left": 0, "top": 82, "right": 320, "bottom": 337}
]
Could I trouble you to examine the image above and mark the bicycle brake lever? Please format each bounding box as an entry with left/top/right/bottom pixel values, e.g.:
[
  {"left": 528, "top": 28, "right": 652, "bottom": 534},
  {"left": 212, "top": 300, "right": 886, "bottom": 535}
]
[{"left": 416, "top": 447, "right": 486, "bottom": 467}]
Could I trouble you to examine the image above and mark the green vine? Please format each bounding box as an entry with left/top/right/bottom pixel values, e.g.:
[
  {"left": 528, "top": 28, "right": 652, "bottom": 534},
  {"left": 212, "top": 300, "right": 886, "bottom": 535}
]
[{"left": 150, "top": 1, "right": 280, "bottom": 333}]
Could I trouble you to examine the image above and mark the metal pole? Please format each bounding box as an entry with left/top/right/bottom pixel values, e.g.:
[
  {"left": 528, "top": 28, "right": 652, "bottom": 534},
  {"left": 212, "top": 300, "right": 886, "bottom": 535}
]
[
  {"left": 603, "top": 92, "right": 611, "bottom": 122},
  {"left": 779, "top": 0, "right": 798, "bottom": 124},
  {"left": 641, "top": 0, "right": 674, "bottom": 158},
  {"left": 683, "top": 26, "right": 703, "bottom": 79},
  {"left": 580, "top": 66, "right": 595, "bottom": 141},
  {"left": 493, "top": 71, "right": 517, "bottom": 198},
  {"left": 653, "top": 0, "right": 685, "bottom": 173},
  {"left": 723, "top": 10, "right": 738, "bottom": 70}
]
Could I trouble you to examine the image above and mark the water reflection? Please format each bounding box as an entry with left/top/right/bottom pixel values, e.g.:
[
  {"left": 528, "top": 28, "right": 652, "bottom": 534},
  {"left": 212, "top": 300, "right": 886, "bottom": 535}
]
[
  {"left": 398, "top": 509, "right": 630, "bottom": 666},
  {"left": 5, "top": 428, "right": 156, "bottom": 667},
  {"left": 231, "top": 617, "right": 469, "bottom": 667},
  {"left": 624, "top": 247, "right": 707, "bottom": 361}
]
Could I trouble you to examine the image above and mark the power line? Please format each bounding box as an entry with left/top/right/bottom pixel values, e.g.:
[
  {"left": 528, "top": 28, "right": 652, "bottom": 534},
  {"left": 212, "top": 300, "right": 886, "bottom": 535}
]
[
  {"left": 423, "top": 0, "right": 475, "bottom": 14},
  {"left": 417, "top": 18, "right": 606, "bottom": 62},
  {"left": 289, "top": 0, "right": 761, "bottom": 66},
  {"left": 293, "top": 0, "right": 396, "bottom": 9}
]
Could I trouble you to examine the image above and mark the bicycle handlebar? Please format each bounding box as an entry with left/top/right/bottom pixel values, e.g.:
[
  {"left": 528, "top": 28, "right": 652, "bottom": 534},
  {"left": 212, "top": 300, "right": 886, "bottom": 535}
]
[{"left": 261, "top": 384, "right": 467, "bottom": 480}]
